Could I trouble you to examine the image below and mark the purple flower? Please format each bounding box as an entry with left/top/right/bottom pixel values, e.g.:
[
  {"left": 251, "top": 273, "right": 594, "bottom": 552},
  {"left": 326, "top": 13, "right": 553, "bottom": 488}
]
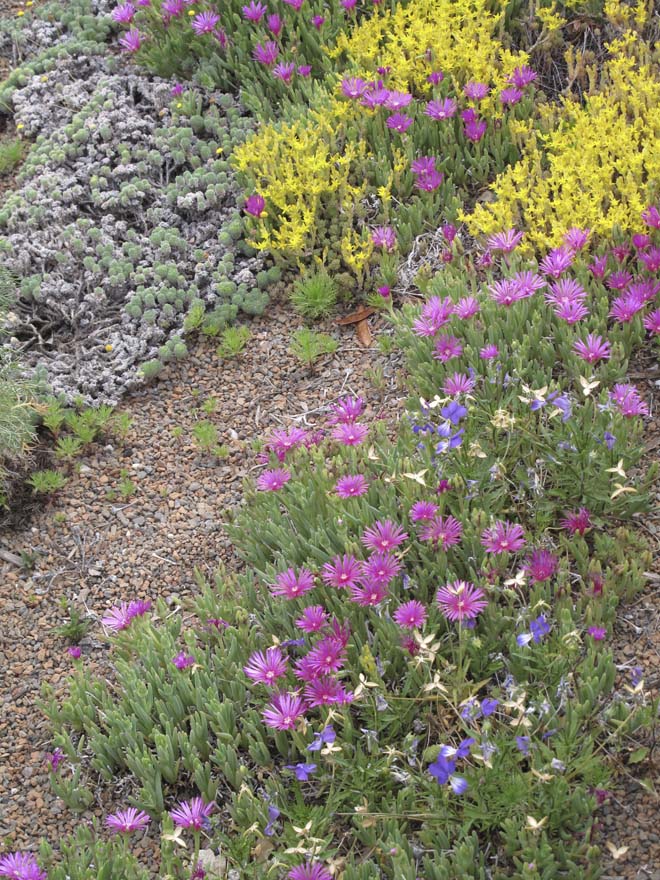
[
  {"left": 371, "top": 225, "right": 397, "bottom": 251},
  {"left": 101, "top": 600, "right": 150, "bottom": 632},
  {"left": 46, "top": 748, "right": 64, "bottom": 772},
  {"left": 525, "top": 550, "right": 558, "bottom": 583},
  {"left": 191, "top": 10, "right": 220, "bottom": 33},
  {"left": 563, "top": 227, "right": 590, "bottom": 250},
  {"left": 170, "top": 797, "right": 214, "bottom": 829},
  {"left": 349, "top": 580, "right": 388, "bottom": 606},
  {"left": 264, "top": 803, "right": 280, "bottom": 837},
  {"left": 106, "top": 808, "right": 151, "bottom": 833},
  {"left": 481, "top": 697, "right": 499, "bottom": 716},
  {"left": 464, "top": 119, "right": 487, "bottom": 142},
  {"left": 242, "top": 0, "right": 266, "bottom": 21},
  {"left": 171, "top": 82, "right": 184, "bottom": 96},
  {"left": 573, "top": 334, "right": 611, "bottom": 364},
  {"left": 341, "top": 76, "right": 369, "bottom": 99},
  {"left": 479, "top": 344, "right": 499, "bottom": 359},
  {"left": 304, "top": 676, "right": 353, "bottom": 707},
  {"left": 362, "top": 519, "right": 408, "bottom": 552},
  {"left": 256, "top": 468, "right": 291, "bottom": 491},
  {"left": 172, "top": 651, "right": 195, "bottom": 669},
  {"left": 419, "top": 514, "right": 463, "bottom": 550},
  {"left": 386, "top": 113, "right": 413, "bottom": 133},
  {"left": 285, "top": 762, "right": 317, "bottom": 781},
  {"left": 310, "top": 13, "right": 324, "bottom": 28},
  {"left": 410, "top": 500, "right": 438, "bottom": 522},
  {"left": 307, "top": 725, "right": 336, "bottom": 751},
  {"left": 119, "top": 28, "right": 143, "bottom": 51},
  {"left": 588, "top": 626, "right": 607, "bottom": 641},
  {"left": 499, "top": 86, "right": 523, "bottom": 106},
  {"left": 295, "top": 605, "right": 328, "bottom": 633},
  {"left": 609, "top": 289, "right": 646, "bottom": 323},
  {"left": 360, "top": 551, "right": 402, "bottom": 585},
  {"left": 112, "top": 2, "right": 135, "bottom": 23},
  {"left": 283, "top": 0, "right": 304, "bottom": 8},
  {"left": 441, "top": 401, "right": 468, "bottom": 424},
  {"left": 443, "top": 372, "right": 475, "bottom": 396},
  {"left": 436, "top": 580, "right": 487, "bottom": 622},
  {"left": 162, "top": 0, "right": 184, "bottom": 19},
  {"left": 297, "top": 65, "right": 311, "bottom": 77},
  {"left": 427, "top": 70, "right": 444, "bottom": 84},
  {"left": 481, "top": 521, "right": 526, "bottom": 554},
  {"left": 244, "top": 193, "right": 266, "bottom": 217},
  {"left": 287, "top": 863, "right": 332, "bottom": 880},
  {"left": 530, "top": 615, "right": 550, "bottom": 642},
  {"left": 393, "top": 600, "right": 427, "bottom": 629},
  {"left": 328, "top": 395, "right": 364, "bottom": 424},
  {"left": 270, "top": 567, "right": 315, "bottom": 600},
  {"left": 428, "top": 754, "right": 455, "bottom": 784},
  {"left": 540, "top": 246, "right": 574, "bottom": 277},
  {"left": 644, "top": 309, "right": 660, "bottom": 334},
  {"left": 253, "top": 41, "right": 279, "bottom": 65},
  {"left": 642, "top": 204, "right": 660, "bottom": 229},
  {"left": 67, "top": 646, "right": 82, "bottom": 659},
  {"left": 273, "top": 62, "right": 296, "bottom": 84},
  {"left": 553, "top": 299, "right": 589, "bottom": 323},
  {"left": 508, "top": 65, "right": 537, "bottom": 87},
  {"left": 321, "top": 554, "right": 361, "bottom": 589},
  {"left": 560, "top": 508, "right": 592, "bottom": 535},
  {"left": 425, "top": 98, "right": 457, "bottom": 120},
  {"left": 244, "top": 647, "right": 288, "bottom": 685},
  {"left": 433, "top": 334, "right": 463, "bottom": 362},
  {"left": 487, "top": 228, "right": 524, "bottom": 253},
  {"left": 335, "top": 474, "right": 368, "bottom": 498},
  {"left": 331, "top": 422, "right": 369, "bottom": 446},
  {"left": 263, "top": 692, "right": 307, "bottom": 730},
  {"left": 515, "top": 736, "right": 531, "bottom": 755},
  {"left": 267, "top": 13, "right": 283, "bottom": 35},
  {"left": 589, "top": 255, "right": 608, "bottom": 278},
  {"left": 464, "top": 81, "right": 489, "bottom": 100},
  {"left": 0, "top": 854, "right": 46, "bottom": 880},
  {"left": 609, "top": 383, "right": 649, "bottom": 417},
  {"left": 384, "top": 90, "right": 413, "bottom": 110}
]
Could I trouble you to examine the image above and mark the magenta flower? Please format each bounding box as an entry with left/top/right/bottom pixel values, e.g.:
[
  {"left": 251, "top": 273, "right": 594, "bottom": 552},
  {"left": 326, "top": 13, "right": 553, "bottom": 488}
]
[
  {"left": 410, "top": 500, "right": 439, "bottom": 522},
  {"left": 295, "top": 605, "right": 328, "bottom": 633},
  {"left": 263, "top": 692, "right": 306, "bottom": 730},
  {"left": 304, "top": 676, "right": 353, "bottom": 707},
  {"left": 433, "top": 334, "right": 463, "bottom": 362},
  {"left": 384, "top": 90, "right": 413, "bottom": 110},
  {"left": 112, "top": 2, "right": 135, "bottom": 22},
  {"left": 191, "top": 10, "right": 220, "bottom": 33},
  {"left": 331, "top": 422, "right": 369, "bottom": 446},
  {"left": 610, "top": 383, "right": 649, "bottom": 417},
  {"left": 349, "top": 579, "right": 389, "bottom": 606},
  {"left": 499, "top": 86, "right": 523, "bottom": 106},
  {"left": 321, "top": 554, "right": 361, "bottom": 589},
  {"left": 67, "top": 646, "right": 82, "bottom": 659},
  {"left": 412, "top": 295, "right": 454, "bottom": 335},
  {"left": 508, "top": 65, "right": 537, "bottom": 87},
  {"left": 242, "top": 0, "right": 266, "bottom": 20},
  {"left": 267, "top": 13, "right": 283, "bottom": 34},
  {"left": 607, "top": 269, "right": 633, "bottom": 290},
  {"left": 393, "top": 600, "right": 427, "bottom": 629},
  {"left": 371, "top": 225, "right": 397, "bottom": 251},
  {"left": 560, "top": 507, "right": 592, "bottom": 535},
  {"left": 487, "top": 229, "right": 523, "bottom": 253},
  {"left": 427, "top": 70, "right": 444, "bottom": 84},
  {"left": 544, "top": 277, "right": 587, "bottom": 308},
  {"left": 283, "top": 0, "right": 304, "bottom": 8},
  {"left": 273, "top": 62, "right": 296, "bottom": 84},
  {"left": 419, "top": 514, "right": 463, "bottom": 550},
  {"left": 437, "top": 580, "right": 487, "bottom": 622},
  {"left": 589, "top": 255, "right": 608, "bottom": 278},
  {"left": 443, "top": 372, "right": 475, "bottom": 396},
  {"left": 633, "top": 232, "right": 651, "bottom": 249},
  {"left": 641, "top": 204, "right": 660, "bottom": 229},
  {"left": 360, "top": 551, "right": 402, "bottom": 585},
  {"left": 488, "top": 279, "right": 527, "bottom": 307},
  {"left": 386, "top": 113, "right": 414, "bottom": 133},
  {"left": 335, "top": 474, "right": 368, "bottom": 498},
  {"left": 524, "top": 550, "right": 558, "bottom": 583},
  {"left": 454, "top": 295, "right": 480, "bottom": 318},
  {"left": 101, "top": 600, "right": 150, "bottom": 632},
  {"left": 644, "top": 309, "right": 660, "bottom": 334},
  {"left": 268, "top": 426, "right": 309, "bottom": 459},
  {"left": 573, "top": 334, "right": 611, "bottom": 364},
  {"left": 328, "top": 395, "right": 364, "bottom": 424},
  {"left": 253, "top": 40, "right": 279, "bottom": 64},
  {"left": 170, "top": 797, "right": 214, "bottom": 829},
  {"left": 464, "top": 81, "right": 489, "bottom": 100},
  {"left": 306, "top": 636, "right": 347, "bottom": 675},
  {"left": 553, "top": 299, "right": 589, "bottom": 323},
  {"left": 310, "top": 13, "right": 324, "bottom": 27},
  {"left": 341, "top": 76, "right": 369, "bottom": 99},
  {"left": 119, "top": 28, "right": 143, "bottom": 51},
  {"left": 0, "top": 854, "right": 46, "bottom": 880},
  {"left": 172, "top": 651, "right": 195, "bottom": 669},
  {"left": 171, "top": 82, "right": 184, "bottom": 96},
  {"left": 588, "top": 626, "right": 606, "bottom": 641},
  {"left": 425, "top": 98, "right": 457, "bottom": 120},
  {"left": 511, "top": 270, "right": 546, "bottom": 298},
  {"left": 540, "top": 247, "right": 574, "bottom": 277},
  {"left": 288, "top": 862, "right": 333, "bottom": 880},
  {"left": 362, "top": 519, "right": 408, "bottom": 552},
  {"left": 297, "top": 65, "right": 311, "bottom": 77},
  {"left": 563, "top": 227, "right": 590, "bottom": 250},
  {"left": 479, "top": 344, "right": 499, "bottom": 359},
  {"left": 464, "top": 119, "right": 487, "bottom": 142},
  {"left": 271, "top": 567, "right": 315, "bottom": 600},
  {"left": 481, "top": 521, "right": 526, "bottom": 554},
  {"left": 244, "top": 647, "right": 288, "bottom": 685},
  {"left": 362, "top": 87, "right": 390, "bottom": 109},
  {"left": 45, "top": 748, "right": 64, "bottom": 772},
  {"left": 162, "top": 0, "right": 184, "bottom": 20},
  {"left": 256, "top": 468, "right": 291, "bottom": 491},
  {"left": 106, "top": 808, "right": 151, "bottom": 833},
  {"left": 609, "top": 289, "right": 646, "bottom": 323},
  {"left": 244, "top": 193, "right": 266, "bottom": 217}
]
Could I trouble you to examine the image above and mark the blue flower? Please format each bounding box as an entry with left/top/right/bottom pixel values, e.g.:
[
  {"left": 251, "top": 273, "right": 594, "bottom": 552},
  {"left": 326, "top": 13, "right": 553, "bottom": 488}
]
[
  {"left": 428, "top": 755, "right": 455, "bottom": 784},
  {"left": 515, "top": 736, "right": 531, "bottom": 755},
  {"left": 449, "top": 775, "right": 468, "bottom": 794},
  {"left": 285, "top": 763, "right": 317, "bottom": 781},
  {"left": 264, "top": 803, "right": 280, "bottom": 836},
  {"left": 307, "top": 725, "right": 336, "bottom": 752},
  {"left": 441, "top": 401, "right": 468, "bottom": 424},
  {"left": 480, "top": 698, "right": 499, "bottom": 717}
]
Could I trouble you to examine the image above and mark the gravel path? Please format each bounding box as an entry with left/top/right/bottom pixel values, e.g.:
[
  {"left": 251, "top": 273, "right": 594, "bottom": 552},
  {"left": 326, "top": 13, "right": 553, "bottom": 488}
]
[{"left": 0, "top": 299, "right": 404, "bottom": 854}]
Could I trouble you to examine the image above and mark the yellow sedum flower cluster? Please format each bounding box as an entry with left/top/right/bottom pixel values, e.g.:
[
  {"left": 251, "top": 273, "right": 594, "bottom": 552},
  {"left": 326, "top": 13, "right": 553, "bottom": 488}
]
[{"left": 466, "top": 38, "right": 660, "bottom": 249}]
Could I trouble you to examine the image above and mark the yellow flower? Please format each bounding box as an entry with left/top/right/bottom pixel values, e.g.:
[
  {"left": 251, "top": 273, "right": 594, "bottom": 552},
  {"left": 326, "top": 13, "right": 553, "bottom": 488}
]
[
  {"left": 105, "top": 344, "right": 113, "bottom": 352},
  {"left": 16, "top": 9, "right": 25, "bottom": 15}
]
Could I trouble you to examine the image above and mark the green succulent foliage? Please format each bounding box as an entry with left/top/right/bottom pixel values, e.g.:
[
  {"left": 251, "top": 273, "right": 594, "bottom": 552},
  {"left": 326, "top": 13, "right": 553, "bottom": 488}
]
[
  {"left": 0, "top": 137, "right": 26, "bottom": 175},
  {"left": 289, "top": 328, "right": 339, "bottom": 368},
  {"left": 27, "top": 469, "right": 67, "bottom": 494},
  {"left": 290, "top": 270, "right": 339, "bottom": 320},
  {"left": 217, "top": 325, "right": 251, "bottom": 358}
]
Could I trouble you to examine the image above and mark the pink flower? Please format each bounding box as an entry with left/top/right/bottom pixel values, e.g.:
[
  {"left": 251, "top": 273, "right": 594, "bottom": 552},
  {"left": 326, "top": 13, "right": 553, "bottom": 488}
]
[
  {"left": 256, "top": 468, "right": 291, "bottom": 491},
  {"left": 288, "top": 862, "right": 333, "bottom": 880},
  {"left": 310, "top": 14, "right": 324, "bottom": 27},
  {"left": 306, "top": 636, "right": 347, "bottom": 675},
  {"left": 425, "top": 98, "right": 457, "bottom": 120},
  {"left": 553, "top": 300, "right": 589, "bottom": 324},
  {"left": 331, "top": 423, "right": 369, "bottom": 446},
  {"left": 641, "top": 204, "right": 660, "bottom": 229},
  {"left": 253, "top": 41, "right": 279, "bottom": 65},
  {"left": 643, "top": 309, "right": 660, "bottom": 334},
  {"left": 386, "top": 113, "right": 414, "bottom": 133},
  {"left": 0, "top": 854, "right": 46, "bottom": 880},
  {"left": 67, "top": 646, "right": 82, "bottom": 659},
  {"left": 607, "top": 270, "right": 632, "bottom": 290},
  {"left": 244, "top": 193, "right": 266, "bottom": 217},
  {"left": 244, "top": 647, "right": 288, "bottom": 685},
  {"left": 273, "top": 62, "right": 296, "bottom": 84},
  {"left": 385, "top": 90, "right": 413, "bottom": 110},
  {"left": 560, "top": 508, "right": 592, "bottom": 535},
  {"left": 436, "top": 580, "right": 487, "bottom": 622},
  {"left": 511, "top": 270, "right": 546, "bottom": 298},
  {"left": 267, "top": 13, "right": 282, "bottom": 34},
  {"left": 170, "top": 797, "right": 214, "bottom": 829},
  {"left": 321, "top": 554, "right": 361, "bottom": 589},
  {"left": 360, "top": 551, "right": 402, "bottom": 585},
  {"left": 393, "top": 600, "right": 427, "bottom": 629},
  {"left": 349, "top": 580, "right": 389, "bottom": 606},
  {"left": 481, "top": 521, "right": 526, "bottom": 554},
  {"left": 588, "top": 626, "right": 606, "bottom": 641},
  {"left": 639, "top": 247, "right": 660, "bottom": 272},
  {"left": 609, "top": 383, "right": 649, "bottom": 417},
  {"left": 489, "top": 279, "right": 528, "bottom": 307},
  {"left": 172, "top": 652, "right": 195, "bottom": 669},
  {"left": 487, "top": 229, "right": 524, "bottom": 254},
  {"left": 412, "top": 295, "right": 453, "bottom": 336},
  {"left": 282, "top": 0, "right": 304, "bottom": 8},
  {"left": 341, "top": 76, "right": 369, "bottom": 99},
  {"left": 540, "top": 246, "right": 575, "bottom": 277},
  {"left": 524, "top": 550, "right": 558, "bottom": 583},
  {"left": 101, "top": 600, "right": 150, "bottom": 632},
  {"left": 242, "top": 0, "right": 266, "bottom": 21},
  {"left": 119, "top": 28, "right": 143, "bottom": 51},
  {"left": 304, "top": 677, "right": 353, "bottom": 707},
  {"left": 371, "top": 225, "right": 397, "bottom": 250},
  {"left": 295, "top": 605, "right": 328, "bottom": 633},
  {"left": 563, "top": 227, "right": 590, "bottom": 250},
  {"left": 268, "top": 426, "right": 309, "bottom": 459},
  {"left": 191, "top": 10, "right": 220, "bottom": 33},
  {"left": 335, "top": 474, "right": 368, "bottom": 498},
  {"left": 409, "top": 501, "right": 438, "bottom": 522},
  {"left": 433, "top": 334, "right": 463, "bottom": 362},
  {"left": 106, "top": 808, "right": 151, "bottom": 833},
  {"left": 263, "top": 693, "right": 306, "bottom": 730},
  {"left": 573, "top": 334, "right": 611, "bottom": 364},
  {"left": 112, "top": 2, "right": 135, "bottom": 22},
  {"left": 479, "top": 344, "right": 499, "bottom": 359},
  {"left": 328, "top": 395, "right": 364, "bottom": 424},
  {"left": 442, "top": 372, "right": 475, "bottom": 396},
  {"left": 464, "top": 81, "right": 489, "bottom": 100},
  {"left": 419, "top": 514, "right": 463, "bottom": 550},
  {"left": 499, "top": 86, "right": 523, "bottom": 106},
  {"left": 609, "top": 289, "right": 646, "bottom": 323},
  {"left": 427, "top": 71, "right": 444, "bottom": 84},
  {"left": 271, "top": 567, "right": 315, "bottom": 600},
  {"left": 507, "top": 65, "right": 537, "bottom": 87},
  {"left": 464, "top": 119, "right": 487, "bottom": 142},
  {"left": 362, "top": 519, "right": 408, "bottom": 552}
]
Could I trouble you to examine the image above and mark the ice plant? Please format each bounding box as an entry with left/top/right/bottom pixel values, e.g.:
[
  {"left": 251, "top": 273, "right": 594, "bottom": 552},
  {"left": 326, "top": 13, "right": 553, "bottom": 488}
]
[
  {"left": 425, "top": 98, "right": 457, "bottom": 120},
  {"left": 263, "top": 692, "right": 306, "bottom": 730},
  {"left": 101, "top": 600, "right": 150, "bottom": 632},
  {"left": 499, "top": 86, "right": 523, "bottom": 106},
  {"left": 393, "top": 600, "right": 427, "bottom": 629},
  {"left": 111, "top": 2, "right": 135, "bottom": 22},
  {"left": 436, "top": 580, "right": 487, "bottom": 622},
  {"left": 118, "top": 28, "right": 143, "bottom": 51},
  {"left": 271, "top": 567, "right": 315, "bottom": 599},
  {"left": 321, "top": 554, "right": 361, "bottom": 589},
  {"left": 295, "top": 605, "right": 328, "bottom": 633},
  {"left": 256, "top": 468, "right": 291, "bottom": 491},
  {"left": 386, "top": 113, "right": 413, "bottom": 133},
  {"left": 191, "top": 11, "right": 220, "bottom": 33},
  {"left": 481, "top": 521, "right": 526, "bottom": 554},
  {"left": 588, "top": 626, "right": 607, "bottom": 641},
  {"left": 335, "top": 474, "right": 368, "bottom": 497},
  {"left": 273, "top": 62, "right": 296, "bottom": 84},
  {"left": 362, "top": 519, "right": 408, "bottom": 552},
  {"left": 524, "top": 550, "right": 558, "bottom": 583},
  {"left": 419, "top": 514, "right": 463, "bottom": 550},
  {"left": 172, "top": 652, "right": 195, "bottom": 669},
  {"left": 560, "top": 508, "right": 592, "bottom": 535},
  {"left": 242, "top": 0, "right": 266, "bottom": 21},
  {"left": 410, "top": 500, "right": 438, "bottom": 521},
  {"left": 0, "top": 854, "right": 47, "bottom": 880},
  {"left": 433, "top": 334, "right": 463, "bottom": 362},
  {"left": 487, "top": 229, "right": 523, "bottom": 254},
  {"left": 288, "top": 863, "right": 333, "bottom": 880},
  {"left": 331, "top": 422, "right": 369, "bottom": 446},
  {"left": 573, "top": 334, "right": 611, "bottom": 364},
  {"left": 106, "top": 808, "right": 151, "bottom": 833},
  {"left": 268, "top": 426, "right": 309, "bottom": 459},
  {"left": 244, "top": 193, "right": 266, "bottom": 217},
  {"left": 609, "top": 383, "right": 649, "bottom": 417},
  {"left": 244, "top": 647, "right": 288, "bottom": 685},
  {"left": 170, "top": 797, "right": 214, "bottom": 829},
  {"left": 253, "top": 41, "right": 279, "bottom": 65},
  {"left": 371, "top": 226, "right": 396, "bottom": 251}
]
